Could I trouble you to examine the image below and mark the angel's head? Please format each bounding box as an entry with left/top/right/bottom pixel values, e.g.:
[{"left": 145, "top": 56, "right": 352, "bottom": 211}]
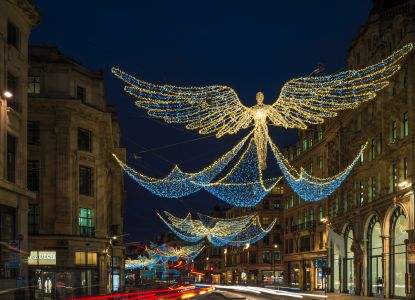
[{"left": 256, "top": 92, "right": 264, "bottom": 105}]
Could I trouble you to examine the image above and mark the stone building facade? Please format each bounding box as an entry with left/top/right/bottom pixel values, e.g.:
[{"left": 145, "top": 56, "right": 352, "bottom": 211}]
[
  {"left": 284, "top": 0, "right": 415, "bottom": 298},
  {"left": 217, "top": 186, "right": 285, "bottom": 286},
  {"left": 26, "top": 46, "right": 126, "bottom": 298},
  {"left": 0, "top": 1, "right": 41, "bottom": 298},
  {"left": 281, "top": 129, "right": 329, "bottom": 291}
]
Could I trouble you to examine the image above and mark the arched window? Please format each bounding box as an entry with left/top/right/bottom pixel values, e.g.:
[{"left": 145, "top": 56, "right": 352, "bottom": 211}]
[
  {"left": 367, "top": 215, "right": 382, "bottom": 296},
  {"left": 344, "top": 224, "right": 354, "bottom": 294},
  {"left": 390, "top": 207, "right": 407, "bottom": 297}
]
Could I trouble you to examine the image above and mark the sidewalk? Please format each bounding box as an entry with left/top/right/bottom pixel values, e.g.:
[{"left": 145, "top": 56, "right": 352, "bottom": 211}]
[{"left": 307, "top": 291, "right": 379, "bottom": 300}]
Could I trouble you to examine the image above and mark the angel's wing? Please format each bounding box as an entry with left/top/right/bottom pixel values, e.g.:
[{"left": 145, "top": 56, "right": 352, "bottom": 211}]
[
  {"left": 270, "top": 43, "right": 413, "bottom": 129},
  {"left": 112, "top": 68, "right": 252, "bottom": 137}
]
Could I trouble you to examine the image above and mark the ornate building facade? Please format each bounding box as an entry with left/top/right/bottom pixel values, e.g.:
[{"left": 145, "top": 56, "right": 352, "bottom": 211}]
[
  {"left": 219, "top": 186, "right": 284, "bottom": 286},
  {"left": 26, "top": 46, "right": 126, "bottom": 298},
  {"left": 281, "top": 129, "right": 329, "bottom": 291},
  {"left": 284, "top": 0, "right": 415, "bottom": 298},
  {"left": 0, "top": 1, "right": 41, "bottom": 298}
]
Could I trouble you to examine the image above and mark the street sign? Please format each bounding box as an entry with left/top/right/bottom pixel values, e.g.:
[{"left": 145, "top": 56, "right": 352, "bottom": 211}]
[{"left": 408, "top": 243, "right": 415, "bottom": 264}]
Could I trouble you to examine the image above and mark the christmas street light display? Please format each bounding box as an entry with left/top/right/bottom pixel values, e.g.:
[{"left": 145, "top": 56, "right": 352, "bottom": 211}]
[
  {"left": 158, "top": 211, "right": 276, "bottom": 247},
  {"left": 125, "top": 256, "right": 158, "bottom": 269},
  {"left": 112, "top": 133, "right": 250, "bottom": 199},
  {"left": 198, "top": 138, "right": 282, "bottom": 206},
  {"left": 268, "top": 136, "right": 368, "bottom": 201},
  {"left": 114, "top": 135, "right": 282, "bottom": 206},
  {"left": 146, "top": 241, "right": 205, "bottom": 262},
  {"left": 112, "top": 43, "right": 412, "bottom": 173}
]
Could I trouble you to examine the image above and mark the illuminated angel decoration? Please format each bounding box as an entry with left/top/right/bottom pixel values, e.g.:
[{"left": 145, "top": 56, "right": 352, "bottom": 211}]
[
  {"left": 146, "top": 241, "right": 205, "bottom": 262},
  {"left": 158, "top": 211, "right": 276, "bottom": 247},
  {"left": 113, "top": 43, "right": 413, "bottom": 203},
  {"left": 112, "top": 43, "right": 412, "bottom": 171}
]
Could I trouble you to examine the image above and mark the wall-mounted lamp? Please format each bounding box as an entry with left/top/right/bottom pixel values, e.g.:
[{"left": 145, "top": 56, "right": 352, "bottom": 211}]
[{"left": 2, "top": 91, "right": 13, "bottom": 99}]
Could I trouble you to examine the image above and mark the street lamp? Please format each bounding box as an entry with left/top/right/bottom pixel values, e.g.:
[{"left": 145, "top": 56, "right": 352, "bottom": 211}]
[
  {"left": 2, "top": 91, "right": 12, "bottom": 99},
  {"left": 243, "top": 244, "right": 250, "bottom": 284},
  {"left": 224, "top": 249, "right": 228, "bottom": 284},
  {"left": 273, "top": 244, "right": 278, "bottom": 286}
]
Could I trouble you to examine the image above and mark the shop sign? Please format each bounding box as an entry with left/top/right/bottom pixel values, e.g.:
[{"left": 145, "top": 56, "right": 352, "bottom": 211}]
[
  {"left": 28, "top": 251, "right": 56, "bottom": 265},
  {"left": 407, "top": 243, "right": 415, "bottom": 264}
]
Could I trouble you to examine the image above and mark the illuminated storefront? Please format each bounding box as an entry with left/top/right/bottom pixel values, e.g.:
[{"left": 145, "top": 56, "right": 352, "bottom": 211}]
[{"left": 28, "top": 250, "right": 100, "bottom": 299}]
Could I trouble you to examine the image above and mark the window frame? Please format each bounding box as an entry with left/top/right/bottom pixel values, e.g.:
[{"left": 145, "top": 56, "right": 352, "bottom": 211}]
[{"left": 79, "top": 165, "right": 93, "bottom": 196}]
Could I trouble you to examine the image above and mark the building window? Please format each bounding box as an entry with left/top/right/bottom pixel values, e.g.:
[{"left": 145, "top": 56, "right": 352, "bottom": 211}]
[
  {"left": 319, "top": 231, "right": 324, "bottom": 249},
  {"left": 263, "top": 251, "right": 270, "bottom": 264},
  {"left": 274, "top": 250, "right": 281, "bottom": 261},
  {"left": 309, "top": 208, "right": 314, "bottom": 222},
  {"left": 367, "top": 216, "right": 382, "bottom": 297},
  {"left": 318, "top": 130, "right": 323, "bottom": 141},
  {"left": 370, "top": 139, "right": 375, "bottom": 160},
  {"left": 78, "top": 128, "right": 92, "bottom": 152},
  {"left": 28, "top": 76, "right": 41, "bottom": 94},
  {"left": 262, "top": 200, "right": 269, "bottom": 210},
  {"left": 7, "top": 21, "right": 20, "bottom": 49},
  {"left": 0, "top": 205, "right": 16, "bottom": 279},
  {"left": 344, "top": 225, "right": 355, "bottom": 292},
  {"left": 309, "top": 137, "right": 313, "bottom": 148},
  {"left": 75, "top": 251, "right": 97, "bottom": 265},
  {"left": 318, "top": 206, "right": 323, "bottom": 221},
  {"left": 263, "top": 235, "right": 269, "bottom": 246},
  {"left": 303, "top": 208, "right": 307, "bottom": 224},
  {"left": 303, "top": 139, "right": 308, "bottom": 151},
  {"left": 27, "top": 160, "right": 40, "bottom": 191},
  {"left": 79, "top": 208, "right": 94, "bottom": 237},
  {"left": 403, "top": 112, "right": 409, "bottom": 137},
  {"left": 318, "top": 156, "right": 323, "bottom": 169},
  {"left": 403, "top": 158, "right": 408, "bottom": 180},
  {"left": 273, "top": 200, "right": 280, "bottom": 209},
  {"left": 262, "top": 217, "right": 269, "bottom": 226},
  {"left": 392, "top": 163, "right": 397, "bottom": 192},
  {"left": 27, "top": 121, "right": 40, "bottom": 145},
  {"left": 28, "top": 204, "right": 39, "bottom": 235},
  {"left": 391, "top": 120, "right": 397, "bottom": 142},
  {"left": 76, "top": 86, "right": 85, "bottom": 101},
  {"left": 7, "top": 134, "right": 17, "bottom": 183},
  {"left": 285, "top": 198, "right": 289, "bottom": 209},
  {"left": 290, "top": 195, "right": 294, "bottom": 208},
  {"left": 7, "top": 73, "right": 20, "bottom": 112},
  {"left": 274, "top": 232, "right": 281, "bottom": 244},
  {"left": 79, "top": 166, "right": 93, "bottom": 196},
  {"left": 391, "top": 207, "right": 407, "bottom": 297},
  {"left": 300, "top": 236, "right": 310, "bottom": 252},
  {"left": 309, "top": 162, "right": 313, "bottom": 174}
]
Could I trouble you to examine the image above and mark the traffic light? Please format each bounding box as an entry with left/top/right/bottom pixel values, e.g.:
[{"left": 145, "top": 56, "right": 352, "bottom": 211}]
[{"left": 210, "top": 266, "right": 214, "bottom": 272}]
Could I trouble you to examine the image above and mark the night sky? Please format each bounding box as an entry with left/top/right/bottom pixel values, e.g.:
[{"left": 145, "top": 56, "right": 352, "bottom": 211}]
[{"left": 30, "top": 0, "right": 372, "bottom": 244}]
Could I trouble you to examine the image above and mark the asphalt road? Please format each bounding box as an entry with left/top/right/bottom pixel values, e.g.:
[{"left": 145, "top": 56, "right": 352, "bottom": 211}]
[{"left": 196, "top": 290, "right": 292, "bottom": 299}]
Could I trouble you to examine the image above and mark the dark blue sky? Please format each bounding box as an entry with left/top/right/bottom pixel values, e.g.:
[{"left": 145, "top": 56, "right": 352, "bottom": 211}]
[{"left": 30, "top": 0, "right": 372, "bottom": 243}]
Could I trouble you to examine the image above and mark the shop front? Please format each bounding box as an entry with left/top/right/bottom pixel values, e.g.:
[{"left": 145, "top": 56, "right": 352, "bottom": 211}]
[
  {"left": 28, "top": 250, "right": 99, "bottom": 299},
  {"left": 289, "top": 263, "right": 300, "bottom": 287},
  {"left": 262, "top": 270, "right": 284, "bottom": 285},
  {"left": 314, "top": 259, "right": 326, "bottom": 291}
]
